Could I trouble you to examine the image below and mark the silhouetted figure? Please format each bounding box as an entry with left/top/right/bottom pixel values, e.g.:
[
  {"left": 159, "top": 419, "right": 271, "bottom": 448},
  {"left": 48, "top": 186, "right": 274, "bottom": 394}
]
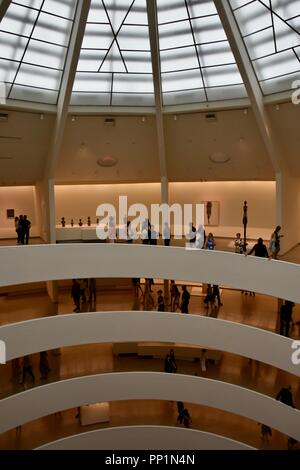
[
  {"left": 39, "top": 351, "right": 51, "bottom": 380},
  {"left": 71, "top": 279, "right": 81, "bottom": 312},
  {"left": 180, "top": 285, "right": 190, "bottom": 313},
  {"left": 247, "top": 238, "right": 269, "bottom": 258},
  {"left": 20, "top": 355, "right": 35, "bottom": 385},
  {"left": 276, "top": 385, "right": 295, "bottom": 408}
]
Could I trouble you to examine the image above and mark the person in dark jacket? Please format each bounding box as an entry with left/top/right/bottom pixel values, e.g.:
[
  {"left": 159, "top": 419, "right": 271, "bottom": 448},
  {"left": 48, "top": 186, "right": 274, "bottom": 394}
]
[
  {"left": 247, "top": 238, "right": 269, "bottom": 258},
  {"left": 180, "top": 285, "right": 190, "bottom": 313},
  {"left": 276, "top": 385, "right": 295, "bottom": 408},
  {"left": 280, "top": 301, "right": 295, "bottom": 337}
]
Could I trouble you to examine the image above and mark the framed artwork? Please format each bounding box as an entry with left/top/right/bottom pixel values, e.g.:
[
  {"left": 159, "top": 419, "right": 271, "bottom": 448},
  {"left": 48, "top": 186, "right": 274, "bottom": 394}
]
[
  {"left": 6, "top": 209, "right": 15, "bottom": 219},
  {"left": 201, "top": 201, "right": 220, "bottom": 226}
]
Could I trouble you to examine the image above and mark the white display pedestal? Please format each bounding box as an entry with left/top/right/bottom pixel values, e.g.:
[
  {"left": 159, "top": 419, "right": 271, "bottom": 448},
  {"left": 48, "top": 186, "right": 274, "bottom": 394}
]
[{"left": 80, "top": 402, "right": 110, "bottom": 426}]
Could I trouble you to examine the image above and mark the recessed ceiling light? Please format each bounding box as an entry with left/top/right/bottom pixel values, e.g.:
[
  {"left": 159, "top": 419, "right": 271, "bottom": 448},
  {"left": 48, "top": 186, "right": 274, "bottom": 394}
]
[
  {"left": 97, "top": 156, "right": 118, "bottom": 167},
  {"left": 209, "top": 152, "right": 230, "bottom": 164}
]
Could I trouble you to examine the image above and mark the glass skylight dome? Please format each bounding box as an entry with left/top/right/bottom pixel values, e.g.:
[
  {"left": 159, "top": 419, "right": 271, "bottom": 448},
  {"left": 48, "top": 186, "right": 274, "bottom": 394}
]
[{"left": 0, "top": 0, "right": 300, "bottom": 109}]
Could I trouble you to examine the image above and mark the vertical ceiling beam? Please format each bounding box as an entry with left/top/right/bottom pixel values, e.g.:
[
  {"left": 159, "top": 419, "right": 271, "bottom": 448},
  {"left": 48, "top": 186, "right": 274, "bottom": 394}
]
[
  {"left": 146, "top": 0, "right": 168, "bottom": 203},
  {"left": 214, "top": 0, "right": 284, "bottom": 174},
  {"left": 44, "top": 0, "right": 91, "bottom": 178},
  {"left": 0, "top": 0, "right": 11, "bottom": 22}
]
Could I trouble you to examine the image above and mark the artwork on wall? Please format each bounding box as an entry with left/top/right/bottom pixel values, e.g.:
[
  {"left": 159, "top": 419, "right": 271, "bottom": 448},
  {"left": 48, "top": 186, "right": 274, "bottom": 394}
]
[
  {"left": 201, "top": 201, "right": 220, "bottom": 226},
  {"left": 6, "top": 209, "right": 15, "bottom": 219}
]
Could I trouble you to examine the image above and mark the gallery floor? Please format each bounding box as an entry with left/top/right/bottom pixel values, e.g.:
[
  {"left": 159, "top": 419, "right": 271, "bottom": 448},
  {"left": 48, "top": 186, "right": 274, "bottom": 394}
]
[{"left": 0, "top": 282, "right": 299, "bottom": 450}]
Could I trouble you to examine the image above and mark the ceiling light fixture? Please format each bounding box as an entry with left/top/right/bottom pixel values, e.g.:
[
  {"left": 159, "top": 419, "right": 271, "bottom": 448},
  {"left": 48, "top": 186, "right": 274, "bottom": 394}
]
[
  {"left": 141, "top": 116, "right": 146, "bottom": 122},
  {"left": 40, "top": 113, "right": 44, "bottom": 120},
  {"left": 71, "top": 116, "right": 76, "bottom": 122},
  {"left": 276, "top": 104, "right": 280, "bottom": 111},
  {"left": 243, "top": 109, "right": 248, "bottom": 115},
  {"left": 97, "top": 155, "right": 118, "bottom": 167},
  {"left": 209, "top": 152, "right": 230, "bottom": 164},
  {"left": 174, "top": 115, "right": 177, "bottom": 121}
]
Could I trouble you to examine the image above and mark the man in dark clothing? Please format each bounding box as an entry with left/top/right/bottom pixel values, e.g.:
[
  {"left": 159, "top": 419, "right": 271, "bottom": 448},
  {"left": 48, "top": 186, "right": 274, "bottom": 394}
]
[
  {"left": 23, "top": 215, "right": 31, "bottom": 245},
  {"left": 280, "top": 301, "right": 294, "bottom": 337},
  {"left": 18, "top": 215, "right": 25, "bottom": 245},
  {"left": 181, "top": 285, "right": 190, "bottom": 313},
  {"left": 276, "top": 385, "right": 295, "bottom": 408},
  {"left": 71, "top": 279, "right": 81, "bottom": 312},
  {"left": 247, "top": 238, "right": 269, "bottom": 258}
]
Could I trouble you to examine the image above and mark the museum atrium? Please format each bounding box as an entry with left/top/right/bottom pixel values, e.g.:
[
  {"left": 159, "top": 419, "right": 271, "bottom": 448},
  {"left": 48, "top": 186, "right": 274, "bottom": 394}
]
[{"left": 0, "top": 0, "right": 300, "bottom": 451}]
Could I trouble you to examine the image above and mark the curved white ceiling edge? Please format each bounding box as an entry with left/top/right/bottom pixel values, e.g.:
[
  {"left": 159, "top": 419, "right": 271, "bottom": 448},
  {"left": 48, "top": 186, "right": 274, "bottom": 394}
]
[
  {"left": 0, "top": 311, "right": 298, "bottom": 377},
  {"left": 1, "top": 244, "right": 300, "bottom": 303},
  {"left": 36, "top": 425, "right": 256, "bottom": 450},
  {"left": 0, "top": 372, "right": 299, "bottom": 440}
]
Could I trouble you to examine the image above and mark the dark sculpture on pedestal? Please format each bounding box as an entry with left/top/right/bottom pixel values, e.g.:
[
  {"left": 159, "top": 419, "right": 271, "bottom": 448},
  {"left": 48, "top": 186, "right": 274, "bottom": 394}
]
[
  {"left": 87, "top": 217, "right": 91, "bottom": 227},
  {"left": 206, "top": 201, "right": 212, "bottom": 225},
  {"left": 61, "top": 217, "right": 66, "bottom": 227},
  {"left": 70, "top": 219, "right": 74, "bottom": 227}
]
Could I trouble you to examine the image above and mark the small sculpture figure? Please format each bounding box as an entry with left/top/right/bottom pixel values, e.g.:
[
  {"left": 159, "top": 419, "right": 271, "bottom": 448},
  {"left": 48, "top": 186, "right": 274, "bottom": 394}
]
[
  {"left": 96, "top": 218, "right": 99, "bottom": 225},
  {"left": 206, "top": 201, "right": 212, "bottom": 225},
  {"left": 79, "top": 219, "right": 83, "bottom": 227},
  {"left": 61, "top": 217, "right": 66, "bottom": 227},
  {"left": 87, "top": 216, "right": 91, "bottom": 227},
  {"left": 70, "top": 219, "right": 74, "bottom": 227}
]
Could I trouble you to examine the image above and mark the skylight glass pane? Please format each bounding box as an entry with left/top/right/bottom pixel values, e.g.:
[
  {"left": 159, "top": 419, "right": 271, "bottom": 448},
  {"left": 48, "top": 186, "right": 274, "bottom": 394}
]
[
  {"left": 261, "top": 71, "right": 300, "bottom": 94},
  {"left": 0, "top": 32, "right": 27, "bottom": 61},
  {"left": 260, "top": 0, "right": 300, "bottom": 21},
  {"left": 113, "top": 74, "right": 153, "bottom": 93},
  {"left": 112, "top": 93, "right": 155, "bottom": 106},
  {"left": 202, "top": 64, "right": 243, "bottom": 87},
  {"left": 43, "top": 0, "right": 77, "bottom": 19},
  {"left": 243, "top": 28, "right": 275, "bottom": 60},
  {"left": 105, "top": 0, "right": 133, "bottom": 30},
  {"left": 124, "top": 0, "right": 148, "bottom": 25},
  {"left": 0, "top": 59, "right": 19, "bottom": 83},
  {"left": 191, "top": 16, "right": 227, "bottom": 43},
  {"left": 188, "top": 0, "right": 217, "bottom": 17},
  {"left": 10, "top": 84, "right": 58, "bottom": 104},
  {"left": 12, "top": 0, "right": 44, "bottom": 9},
  {"left": 229, "top": 0, "right": 253, "bottom": 10},
  {"left": 71, "top": 93, "right": 111, "bottom": 106},
  {"left": 73, "top": 73, "right": 112, "bottom": 92},
  {"left": 197, "top": 41, "right": 235, "bottom": 67},
  {"left": 162, "top": 69, "right": 204, "bottom": 92},
  {"left": 82, "top": 24, "right": 112, "bottom": 49},
  {"left": 206, "top": 84, "right": 247, "bottom": 101},
  {"left": 273, "top": 15, "right": 300, "bottom": 50},
  {"left": 163, "top": 88, "right": 206, "bottom": 106},
  {"left": 234, "top": 2, "right": 272, "bottom": 36},
  {"left": 157, "top": 0, "right": 188, "bottom": 23},
  {"left": 122, "top": 51, "right": 152, "bottom": 73},
  {"left": 159, "top": 21, "right": 194, "bottom": 50},
  {"left": 24, "top": 39, "right": 67, "bottom": 69},
  {"left": 253, "top": 48, "right": 300, "bottom": 80},
  {"left": 15, "top": 63, "right": 62, "bottom": 89},
  {"left": 87, "top": 1, "right": 107, "bottom": 22},
  {"left": 32, "top": 12, "right": 73, "bottom": 46},
  {"left": 160, "top": 47, "right": 199, "bottom": 73},
  {"left": 77, "top": 50, "right": 106, "bottom": 72},
  {"left": 117, "top": 25, "right": 150, "bottom": 50},
  {"left": 1, "top": 3, "right": 38, "bottom": 36}
]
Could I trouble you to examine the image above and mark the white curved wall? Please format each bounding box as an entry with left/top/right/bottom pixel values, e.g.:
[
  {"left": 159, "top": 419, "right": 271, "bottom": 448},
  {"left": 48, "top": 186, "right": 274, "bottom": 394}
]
[
  {"left": 0, "top": 244, "right": 300, "bottom": 303},
  {"left": 0, "top": 312, "right": 298, "bottom": 377},
  {"left": 36, "top": 426, "right": 255, "bottom": 450},
  {"left": 0, "top": 372, "right": 299, "bottom": 440}
]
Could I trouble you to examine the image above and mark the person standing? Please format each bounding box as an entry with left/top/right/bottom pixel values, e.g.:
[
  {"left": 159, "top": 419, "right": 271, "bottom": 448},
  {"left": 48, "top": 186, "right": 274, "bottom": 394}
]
[
  {"left": 182, "top": 408, "right": 192, "bottom": 428},
  {"left": 176, "top": 401, "right": 184, "bottom": 424},
  {"left": 23, "top": 215, "right": 31, "bottom": 245},
  {"left": 170, "top": 280, "right": 180, "bottom": 312},
  {"left": 234, "top": 232, "right": 244, "bottom": 254},
  {"left": 205, "top": 233, "right": 215, "bottom": 250},
  {"left": 157, "top": 290, "right": 165, "bottom": 312},
  {"left": 39, "top": 351, "right": 51, "bottom": 380},
  {"left": 150, "top": 225, "right": 158, "bottom": 245},
  {"left": 18, "top": 215, "right": 25, "bottom": 245},
  {"left": 20, "top": 355, "right": 35, "bottom": 385},
  {"left": 212, "top": 284, "right": 223, "bottom": 307},
  {"left": 279, "top": 301, "right": 294, "bottom": 337},
  {"left": 196, "top": 224, "right": 205, "bottom": 249},
  {"left": 181, "top": 285, "right": 190, "bottom": 313},
  {"left": 276, "top": 385, "right": 295, "bottom": 408},
  {"left": 247, "top": 238, "right": 269, "bottom": 258},
  {"left": 269, "top": 226, "right": 283, "bottom": 259},
  {"left": 71, "top": 279, "right": 81, "bottom": 312}
]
